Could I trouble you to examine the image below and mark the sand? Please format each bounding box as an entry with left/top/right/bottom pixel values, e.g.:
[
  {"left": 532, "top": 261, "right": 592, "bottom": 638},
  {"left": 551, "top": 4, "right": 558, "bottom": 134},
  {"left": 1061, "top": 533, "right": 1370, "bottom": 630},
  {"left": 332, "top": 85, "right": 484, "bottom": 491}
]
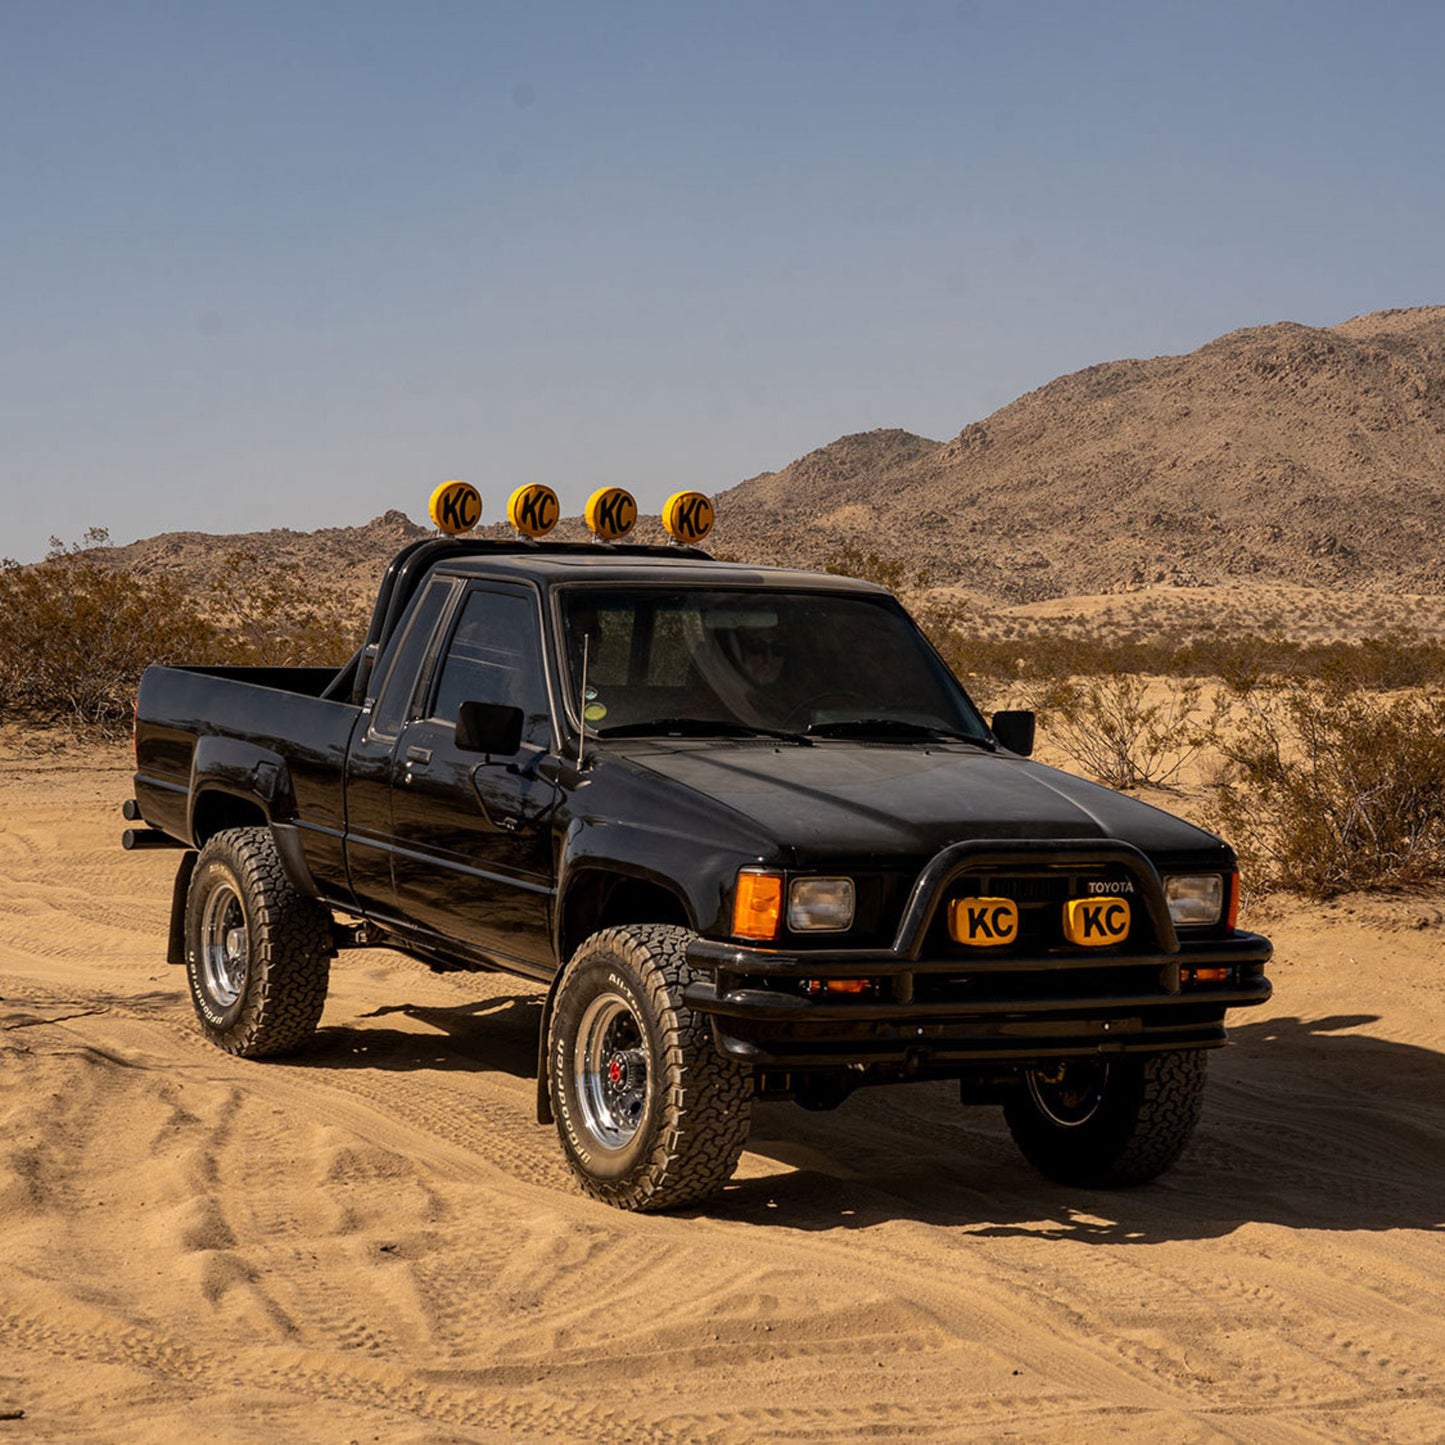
[{"left": 2, "top": 738, "right": 1443, "bottom": 1441}]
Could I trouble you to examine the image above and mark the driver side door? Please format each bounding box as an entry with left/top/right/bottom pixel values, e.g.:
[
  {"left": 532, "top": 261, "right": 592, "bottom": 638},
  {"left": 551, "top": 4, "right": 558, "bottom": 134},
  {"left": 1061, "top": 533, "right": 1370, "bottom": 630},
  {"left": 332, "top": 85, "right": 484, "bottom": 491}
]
[{"left": 387, "top": 582, "right": 559, "bottom": 969}]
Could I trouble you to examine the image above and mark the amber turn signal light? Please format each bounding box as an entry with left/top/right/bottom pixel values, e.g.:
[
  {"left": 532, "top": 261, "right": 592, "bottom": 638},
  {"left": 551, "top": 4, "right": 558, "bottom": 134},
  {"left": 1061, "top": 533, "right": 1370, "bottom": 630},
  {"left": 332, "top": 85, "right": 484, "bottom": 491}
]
[
  {"left": 733, "top": 870, "right": 783, "bottom": 942},
  {"left": 1184, "top": 967, "right": 1232, "bottom": 985}
]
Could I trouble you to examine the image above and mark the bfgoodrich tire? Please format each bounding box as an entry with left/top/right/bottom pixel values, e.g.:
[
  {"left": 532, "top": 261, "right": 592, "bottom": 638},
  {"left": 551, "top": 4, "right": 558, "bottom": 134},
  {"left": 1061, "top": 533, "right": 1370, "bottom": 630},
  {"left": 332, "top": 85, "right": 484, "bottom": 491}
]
[
  {"left": 184, "top": 827, "right": 333, "bottom": 1057},
  {"left": 548, "top": 924, "right": 752, "bottom": 1212},
  {"left": 1003, "top": 1051, "right": 1208, "bottom": 1187}
]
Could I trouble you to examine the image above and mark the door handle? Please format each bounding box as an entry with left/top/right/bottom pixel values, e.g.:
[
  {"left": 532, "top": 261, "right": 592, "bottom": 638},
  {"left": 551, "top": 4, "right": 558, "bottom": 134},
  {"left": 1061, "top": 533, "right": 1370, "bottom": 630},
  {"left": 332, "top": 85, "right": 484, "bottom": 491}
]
[{"left": 405, "top": 747, "right": 433, "bottom": 765}]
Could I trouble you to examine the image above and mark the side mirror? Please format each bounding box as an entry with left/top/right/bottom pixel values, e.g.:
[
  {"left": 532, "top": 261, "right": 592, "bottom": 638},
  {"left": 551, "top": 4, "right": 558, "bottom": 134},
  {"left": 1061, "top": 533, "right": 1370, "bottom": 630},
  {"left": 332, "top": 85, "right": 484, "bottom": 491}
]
[
  {"left": 991, "top": 709, "right": 1035, "bottom": 757},
  {"left": 456, "top": 701, "right": 524, "bottom": 755}
]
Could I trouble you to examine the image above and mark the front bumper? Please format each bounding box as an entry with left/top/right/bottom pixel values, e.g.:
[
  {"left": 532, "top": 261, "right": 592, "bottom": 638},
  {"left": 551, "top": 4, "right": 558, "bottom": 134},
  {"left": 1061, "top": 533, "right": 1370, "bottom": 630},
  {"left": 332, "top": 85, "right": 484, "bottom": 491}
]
[
  {"left": 683, "top": 838, "right": 1273, "bottom": 1071},
  {"left": 685, "top": 931, "right": 1272, "bottom": 1068}
]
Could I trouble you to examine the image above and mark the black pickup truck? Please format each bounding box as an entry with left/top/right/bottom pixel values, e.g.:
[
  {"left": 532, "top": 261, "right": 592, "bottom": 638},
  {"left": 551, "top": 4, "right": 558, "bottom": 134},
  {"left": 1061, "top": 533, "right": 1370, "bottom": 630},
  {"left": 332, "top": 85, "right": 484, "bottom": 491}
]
[{"left": 128, "top": 534, "right": 1272, "bottom": 1211}]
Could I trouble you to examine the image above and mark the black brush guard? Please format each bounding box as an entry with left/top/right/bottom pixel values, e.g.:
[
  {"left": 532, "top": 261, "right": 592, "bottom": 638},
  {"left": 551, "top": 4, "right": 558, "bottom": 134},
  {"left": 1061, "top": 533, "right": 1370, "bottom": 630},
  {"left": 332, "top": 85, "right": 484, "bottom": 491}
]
[{"left": 684, "top": 840, "right": 1272, "bottom": 1070}]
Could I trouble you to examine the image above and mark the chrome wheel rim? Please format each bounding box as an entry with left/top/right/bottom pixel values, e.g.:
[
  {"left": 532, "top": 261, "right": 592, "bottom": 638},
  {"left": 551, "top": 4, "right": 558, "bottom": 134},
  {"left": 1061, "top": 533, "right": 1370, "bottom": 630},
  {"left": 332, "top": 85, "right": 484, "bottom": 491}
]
[
  {"left": 1026, "top": 1059, "right": 1109, "bottom": 1128},
  {"left": 200, "top": 883, "right": 248, "bottom": 1009},
  {"left": 573, "top": 993, "right": 650, "bottom": 1151}
]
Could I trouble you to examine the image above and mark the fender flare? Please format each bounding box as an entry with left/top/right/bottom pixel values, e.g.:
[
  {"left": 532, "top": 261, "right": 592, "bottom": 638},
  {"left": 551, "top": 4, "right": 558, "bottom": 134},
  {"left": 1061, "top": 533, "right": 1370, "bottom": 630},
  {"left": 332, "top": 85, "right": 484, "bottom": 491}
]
[
  {"left": 534, "top": 854, "right": 703, "bottom": 1127},
  {"left": 187, "top": 738, "right": 315, "bottom": 886},
  {"left": 188, "top": 736, "right": 298, "bottom": 837}
]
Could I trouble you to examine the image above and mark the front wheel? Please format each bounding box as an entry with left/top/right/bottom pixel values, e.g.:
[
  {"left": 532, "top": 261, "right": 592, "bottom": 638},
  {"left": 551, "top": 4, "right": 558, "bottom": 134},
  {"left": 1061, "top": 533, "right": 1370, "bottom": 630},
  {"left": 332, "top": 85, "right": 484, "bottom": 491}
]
[
  {"left": 547, "top": 924, "right": 752, "bottom": 1211},
  {"left": 1003, "top": 1051, "right": 1208, "bottom": 1187},
  {"left": 184, "top": 827, "right": 333, "bottom": 1057}
]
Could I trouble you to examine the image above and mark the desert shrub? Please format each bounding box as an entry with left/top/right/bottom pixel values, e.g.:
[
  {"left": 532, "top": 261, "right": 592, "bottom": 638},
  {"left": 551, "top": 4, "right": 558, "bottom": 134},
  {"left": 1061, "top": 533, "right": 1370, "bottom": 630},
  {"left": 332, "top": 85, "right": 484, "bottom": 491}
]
[
  {"left": 1171, "top": 629, "right": 1307, "bottom": 688},
  {"left": 1047, "top": 674, "right": 1204, "bottom": 789},
  {"left": 823, "top": 545, "right": 929, "bottom": 595},
  {"left": 1207, "top": 682, "right": 1445, "bottom": 896},
  {"left": 1310, "top": 630, "right": 1445, "bottom": 691},
  {"left": 0, "top": 532, "right": 363, "bottom": 736},
  {"left": 917, "top": 595, "right": 1445, "bottom": 695},
  {"left": 0, "top": 531, "right": 224, "bottom": 733}
]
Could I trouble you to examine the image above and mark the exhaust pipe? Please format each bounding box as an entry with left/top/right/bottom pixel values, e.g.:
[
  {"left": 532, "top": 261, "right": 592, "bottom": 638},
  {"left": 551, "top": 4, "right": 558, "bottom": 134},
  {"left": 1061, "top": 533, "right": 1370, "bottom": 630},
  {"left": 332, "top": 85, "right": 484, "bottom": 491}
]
[{"left": 122, "top": 828, "right": 185, "bottom": 851}]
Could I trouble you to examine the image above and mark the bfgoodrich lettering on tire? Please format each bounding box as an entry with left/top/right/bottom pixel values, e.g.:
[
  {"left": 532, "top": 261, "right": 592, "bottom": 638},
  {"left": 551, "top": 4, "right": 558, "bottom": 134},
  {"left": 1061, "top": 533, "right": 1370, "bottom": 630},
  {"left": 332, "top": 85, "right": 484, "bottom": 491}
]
[
  {"left": 1003, "top": 1050, "right": 1208, "bottom": 1187},
  {"left": 184, "top": 826, "right": 333, "bottom": 1057},
  {"left": 548, "top": 924, "right": 752, "bottom": 1211}
]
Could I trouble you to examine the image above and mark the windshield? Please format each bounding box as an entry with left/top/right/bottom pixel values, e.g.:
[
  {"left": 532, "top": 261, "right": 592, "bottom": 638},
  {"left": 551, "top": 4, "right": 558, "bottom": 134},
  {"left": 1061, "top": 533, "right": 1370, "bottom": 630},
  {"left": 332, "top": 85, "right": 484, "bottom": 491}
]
[{"left": 558, "top": 586, "right": 990, "bottom": 742}]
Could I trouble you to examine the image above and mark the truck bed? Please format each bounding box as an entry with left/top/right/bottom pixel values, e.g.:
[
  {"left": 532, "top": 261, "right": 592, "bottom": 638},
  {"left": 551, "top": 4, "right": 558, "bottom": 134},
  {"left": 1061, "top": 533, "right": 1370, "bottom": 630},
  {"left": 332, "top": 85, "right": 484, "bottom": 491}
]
[
  {"left": 164, "top": 664, "right": 347, "bottom": 697},
  {"left": 132, "top": 663, "right": 362, "bottom": 888}
]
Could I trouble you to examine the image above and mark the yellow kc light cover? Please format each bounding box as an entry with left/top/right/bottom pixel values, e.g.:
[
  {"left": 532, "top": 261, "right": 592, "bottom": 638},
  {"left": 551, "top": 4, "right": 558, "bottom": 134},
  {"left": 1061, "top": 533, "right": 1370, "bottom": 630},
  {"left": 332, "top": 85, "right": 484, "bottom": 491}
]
[
  {"left": 428, "top": 480, "right": 482, "bottom": 535},
  {"left": 507, "top": 483, "right": 560, "bottom": 538},
  {"left": 662, "top": 491, "right": 715, "bottom": 543},
  {"left": 948, "top": 897, "right": 1020, "bottom": 947},
  {"left": 1062, "top": 897, "right": 1131, "bottom": 947},
  {"left": 584, "top": 487, "right": 637, "bottom": 541}
]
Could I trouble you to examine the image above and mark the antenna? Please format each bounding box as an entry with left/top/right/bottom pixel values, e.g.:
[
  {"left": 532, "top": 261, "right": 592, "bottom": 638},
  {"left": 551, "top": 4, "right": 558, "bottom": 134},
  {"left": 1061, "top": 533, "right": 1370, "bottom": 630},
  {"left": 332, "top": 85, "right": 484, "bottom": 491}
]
[{"left": 577, "top": 632, "right": 591, "bottom": 770}]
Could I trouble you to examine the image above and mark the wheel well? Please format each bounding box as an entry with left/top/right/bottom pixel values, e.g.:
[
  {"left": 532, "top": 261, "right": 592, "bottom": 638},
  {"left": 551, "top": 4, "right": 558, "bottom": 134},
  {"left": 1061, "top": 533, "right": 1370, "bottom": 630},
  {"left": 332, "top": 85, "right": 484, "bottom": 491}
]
[
  {"left": 191, "top": 791, "right": 267, "bottom": 846},
  {"left": 559, "top": 871, "right": 691, "bottom": 962}
]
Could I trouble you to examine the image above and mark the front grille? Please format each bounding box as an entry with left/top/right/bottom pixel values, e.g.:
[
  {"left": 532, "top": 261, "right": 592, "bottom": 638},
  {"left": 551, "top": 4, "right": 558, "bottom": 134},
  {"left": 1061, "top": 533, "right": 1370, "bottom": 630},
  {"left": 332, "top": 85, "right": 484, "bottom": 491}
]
[{"left": 952, "top": 874, "right": 1075, "bottom": 905}]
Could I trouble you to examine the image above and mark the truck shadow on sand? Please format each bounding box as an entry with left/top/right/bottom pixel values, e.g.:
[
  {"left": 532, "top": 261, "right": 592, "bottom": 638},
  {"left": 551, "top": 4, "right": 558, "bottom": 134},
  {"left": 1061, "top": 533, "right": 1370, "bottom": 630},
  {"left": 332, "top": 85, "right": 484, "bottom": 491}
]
[
  {"left": 712, "top": 1013, "right": 1445, "bottom": 1241},
  {"left": 295, "top": 994, "right": 543, "bottom": 1082},
  {"left": 275, "top": 999, "right": 1445, "bottom": 1239}
]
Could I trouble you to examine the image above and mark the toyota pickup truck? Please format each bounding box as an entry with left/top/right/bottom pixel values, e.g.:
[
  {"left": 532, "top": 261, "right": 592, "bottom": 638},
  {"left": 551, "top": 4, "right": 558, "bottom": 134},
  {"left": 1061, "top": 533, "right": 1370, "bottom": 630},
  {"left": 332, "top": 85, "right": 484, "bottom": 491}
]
[{"left": 127, "top": 517, "right": 1272, "bottom": 1212}]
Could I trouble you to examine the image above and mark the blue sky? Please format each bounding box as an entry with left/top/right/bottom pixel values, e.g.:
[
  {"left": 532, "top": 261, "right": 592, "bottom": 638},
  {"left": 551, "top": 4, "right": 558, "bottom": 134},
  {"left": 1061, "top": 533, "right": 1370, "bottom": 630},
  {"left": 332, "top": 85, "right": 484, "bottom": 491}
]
[{"left": 2, "top": 1, "right": 1442, "bottom": 562}]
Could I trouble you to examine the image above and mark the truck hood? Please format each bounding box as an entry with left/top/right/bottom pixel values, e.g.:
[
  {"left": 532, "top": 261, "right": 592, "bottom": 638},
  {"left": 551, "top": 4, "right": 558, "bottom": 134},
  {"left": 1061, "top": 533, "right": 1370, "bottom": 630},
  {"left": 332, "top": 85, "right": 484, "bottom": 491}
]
[{"left": 621, "top": 741, "right": 1226, "bottom": 865}]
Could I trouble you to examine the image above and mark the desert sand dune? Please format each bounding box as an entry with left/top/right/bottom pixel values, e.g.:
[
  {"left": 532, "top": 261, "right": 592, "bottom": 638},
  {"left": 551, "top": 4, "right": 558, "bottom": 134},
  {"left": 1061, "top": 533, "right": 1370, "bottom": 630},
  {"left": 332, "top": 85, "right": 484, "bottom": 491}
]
[{"left": 2, "top": 740, "right": 1443, "bottom": 1440}]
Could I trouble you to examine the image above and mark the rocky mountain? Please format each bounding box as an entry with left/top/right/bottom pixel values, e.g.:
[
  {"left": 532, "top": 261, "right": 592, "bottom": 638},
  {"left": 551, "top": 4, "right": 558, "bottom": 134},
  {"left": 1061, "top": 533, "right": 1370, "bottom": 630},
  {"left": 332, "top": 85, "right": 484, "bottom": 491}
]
[
  {"left": 711, "top": 307, "right": 1445, "bottom": 602},
  {"left": 106, "top": 509, "right": 432, "bottom": 622},
  {"left": 100, "top": 307, "right": 1445, "bottom": 612}
]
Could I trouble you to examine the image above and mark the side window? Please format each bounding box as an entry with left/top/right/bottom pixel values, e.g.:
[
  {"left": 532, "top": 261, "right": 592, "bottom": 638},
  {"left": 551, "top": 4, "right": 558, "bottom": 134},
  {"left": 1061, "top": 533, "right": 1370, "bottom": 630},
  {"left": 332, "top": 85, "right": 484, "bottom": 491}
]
[
  {"left": 370, "top": 578, "right": 455, "bottom": 739},
  {"left": 430, "top": 589, "right": 552, "bottom": 746}
]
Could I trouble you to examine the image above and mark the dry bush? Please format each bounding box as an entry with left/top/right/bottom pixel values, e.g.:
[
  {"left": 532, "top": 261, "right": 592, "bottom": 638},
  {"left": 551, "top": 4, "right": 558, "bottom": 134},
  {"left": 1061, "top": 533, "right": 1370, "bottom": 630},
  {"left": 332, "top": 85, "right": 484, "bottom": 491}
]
[
  {"left": 823, "top": 545, "right": 930, "bottom": 595},
  {"left": 1311, "top": 630, "right": 1445, "bottom": 690},
  {"left": 0, "top": 532, "right": 363, "bottom": 736},
  {"left": 919, "top": 594, "right": 1445, "bottom": 696},
  {"left": 1206, "top": 681, "right": 1445, "bottom": 896},
  {"left": 0, "top": 531, "right": 224, "bottom": 734},
  {"left": 1047, "top": 674, "right": 1204, "bottom": 789}
]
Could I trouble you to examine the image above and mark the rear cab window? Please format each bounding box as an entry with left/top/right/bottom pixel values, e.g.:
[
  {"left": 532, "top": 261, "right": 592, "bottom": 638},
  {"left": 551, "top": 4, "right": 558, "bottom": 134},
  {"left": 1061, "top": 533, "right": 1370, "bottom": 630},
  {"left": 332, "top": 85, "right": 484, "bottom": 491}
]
[{"left": 368, "top": 577, "right": 458, "bottom": 740}]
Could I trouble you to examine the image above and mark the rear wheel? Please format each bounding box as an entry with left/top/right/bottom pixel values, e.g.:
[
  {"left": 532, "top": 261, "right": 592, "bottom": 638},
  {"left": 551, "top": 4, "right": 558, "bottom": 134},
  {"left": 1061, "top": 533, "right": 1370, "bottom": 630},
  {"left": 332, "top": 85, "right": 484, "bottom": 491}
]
[
  {"left": 184, "top": 827, "right": 332, "bottom": 1057},
  {"left": 548, "top": 924, "right": 752, "bottom": 1211},
  {"left": 1003, "top": 1051, "right": 1207, "bottom": 1187}
]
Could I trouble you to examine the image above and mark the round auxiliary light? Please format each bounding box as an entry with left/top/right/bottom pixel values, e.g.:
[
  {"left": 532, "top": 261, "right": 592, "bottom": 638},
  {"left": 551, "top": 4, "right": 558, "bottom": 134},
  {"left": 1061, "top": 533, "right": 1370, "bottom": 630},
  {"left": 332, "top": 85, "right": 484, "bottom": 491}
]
[
  {"left": 584, "top": 486, "right": 637, "bottom": 542},
  {"left": 507, "top": 483, "right": 560, "bottom": 538},
  {"left": 428, "top": 480, "right": 482, "bottom": 535},
  {"left": 662, "top": 490, "right": 715, "bottom": 544}
]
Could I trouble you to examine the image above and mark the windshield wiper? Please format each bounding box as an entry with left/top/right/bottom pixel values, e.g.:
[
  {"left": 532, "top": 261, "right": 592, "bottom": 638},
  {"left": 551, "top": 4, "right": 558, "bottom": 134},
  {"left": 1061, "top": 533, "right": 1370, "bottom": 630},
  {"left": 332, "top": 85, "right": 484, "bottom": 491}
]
[
  {"left": 804, "top": 718, "right": 993, "bottom": 746},
  {"left": 597, "top": 717, "right": 812, "bottom": 744}
]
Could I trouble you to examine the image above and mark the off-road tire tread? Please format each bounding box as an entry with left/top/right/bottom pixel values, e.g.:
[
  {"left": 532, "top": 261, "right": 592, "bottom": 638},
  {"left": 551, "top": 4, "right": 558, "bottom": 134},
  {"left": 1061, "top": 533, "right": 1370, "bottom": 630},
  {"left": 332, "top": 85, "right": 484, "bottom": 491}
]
[
  {"left": 1005, "top": 1049, "right": 1207, "bottom": 1188},
  {"left": 550, "top": 923, "right": 752, "bottom": 1213},
  {"left": 185, "top": 827, "right": 332, "bottom": 1058}
]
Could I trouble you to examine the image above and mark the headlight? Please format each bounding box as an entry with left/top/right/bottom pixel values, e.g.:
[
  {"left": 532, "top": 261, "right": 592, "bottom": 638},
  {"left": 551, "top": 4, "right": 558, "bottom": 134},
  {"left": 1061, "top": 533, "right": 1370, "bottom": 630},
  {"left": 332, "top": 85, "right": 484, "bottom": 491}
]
[
  {"left": 787, "top": 877, "right": 855, "bottom": 932},
  {"left": 1164, "top": 874, "right": 1224, "bottom": 926}
]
